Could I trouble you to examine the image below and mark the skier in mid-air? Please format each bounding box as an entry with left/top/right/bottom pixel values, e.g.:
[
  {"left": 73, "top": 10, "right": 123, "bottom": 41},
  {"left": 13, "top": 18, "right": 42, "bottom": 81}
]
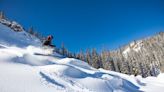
[
  {"left": 43, "top": 35, "right": 55, "bottom": 47},
  {"left": 41, "top": 35, "right": 56, "bottom": 55}
]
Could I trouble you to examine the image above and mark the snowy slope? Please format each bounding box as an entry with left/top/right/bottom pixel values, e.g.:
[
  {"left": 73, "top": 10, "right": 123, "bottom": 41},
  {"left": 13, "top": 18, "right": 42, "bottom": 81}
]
[
  {"left": 0, "top": 21, "right": 164, "bottom": 92},
  {"left": 0, "top": 46, "right": 142, "bottom": 92},
  {"left": 0, "top": 23, "right": 41, "bottom": 47}
]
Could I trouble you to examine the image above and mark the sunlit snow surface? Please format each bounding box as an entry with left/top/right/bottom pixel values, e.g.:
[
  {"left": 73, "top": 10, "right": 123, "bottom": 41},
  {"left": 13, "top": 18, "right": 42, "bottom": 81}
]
[{"left": 0, "top": 22, "right": 164, "bottom": 92}]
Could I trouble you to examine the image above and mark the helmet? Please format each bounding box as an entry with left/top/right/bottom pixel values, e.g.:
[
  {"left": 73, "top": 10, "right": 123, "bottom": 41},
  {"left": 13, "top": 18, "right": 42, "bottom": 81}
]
[{"left": 47, "top": 35, "right": 53, "bottom": 40}]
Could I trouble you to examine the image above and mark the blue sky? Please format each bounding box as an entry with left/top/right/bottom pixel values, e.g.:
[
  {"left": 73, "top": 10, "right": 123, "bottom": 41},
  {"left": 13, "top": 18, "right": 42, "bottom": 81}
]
[{"left": 1, "top": 0, "right": 164, "bottom": 52}]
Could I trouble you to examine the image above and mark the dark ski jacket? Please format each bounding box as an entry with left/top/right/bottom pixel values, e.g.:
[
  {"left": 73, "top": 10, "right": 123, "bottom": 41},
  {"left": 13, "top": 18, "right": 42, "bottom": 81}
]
[
  {"left": 43, "top": 40, "right": 52, "bottom": 46},
  {"left": 43, "top": 35, "right": 56, "bottom": 47},
  {"left": 43, "top": 39, "right": 56, "bottom": 47}
]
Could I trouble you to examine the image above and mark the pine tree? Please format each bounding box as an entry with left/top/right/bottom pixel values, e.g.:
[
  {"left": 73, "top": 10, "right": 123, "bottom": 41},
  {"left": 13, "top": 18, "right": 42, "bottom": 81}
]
[
  {"left": 86, "top": 49, "right": 91, "bottom": 65},
  {"left": 0, "top": 11, "right": 5, "bottom": 19},
  {"left": 101, "top": 50, "right": 109, "bottom": 69},
  {"left": 60, "top": 43, "right": 68, "bottom": 56},
  {"left": 76, "top": 53, "right": 81, "bottom": 59},
  {"left": 91, "top": 49, "right": 102, "bottom": 69},
  {"left": 79, "top": 50, "right": 85, "bottom": 61},
  {"left": 28, "top": 27, "right": 34, "bottom": 35}
]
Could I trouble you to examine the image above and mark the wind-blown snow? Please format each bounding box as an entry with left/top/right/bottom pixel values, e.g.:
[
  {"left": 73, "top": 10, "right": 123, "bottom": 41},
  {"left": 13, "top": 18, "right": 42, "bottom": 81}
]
[{"left": 0, "top": 21, "right": 164, "bottom": 92}]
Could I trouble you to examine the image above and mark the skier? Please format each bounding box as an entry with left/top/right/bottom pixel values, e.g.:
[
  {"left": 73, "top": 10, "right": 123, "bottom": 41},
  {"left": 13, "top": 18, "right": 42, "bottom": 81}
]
[{"left": 43, "top": 35, "right": 55, "bottom": 47}]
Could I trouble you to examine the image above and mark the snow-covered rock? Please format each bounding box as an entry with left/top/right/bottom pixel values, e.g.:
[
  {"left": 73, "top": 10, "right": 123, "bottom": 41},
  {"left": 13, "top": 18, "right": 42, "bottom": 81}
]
[{"left": 0, "top": 19, "right": 24, "bottom": 32}]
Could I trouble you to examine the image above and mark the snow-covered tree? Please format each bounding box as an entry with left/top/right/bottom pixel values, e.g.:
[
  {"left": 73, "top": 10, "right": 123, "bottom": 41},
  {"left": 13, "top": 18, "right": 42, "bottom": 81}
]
[
  {"left": 91, "top": 49, "right": 103, "bottom": 68},
  {"left": 86, "top": 49, "right": 92, "bottom": 64}
]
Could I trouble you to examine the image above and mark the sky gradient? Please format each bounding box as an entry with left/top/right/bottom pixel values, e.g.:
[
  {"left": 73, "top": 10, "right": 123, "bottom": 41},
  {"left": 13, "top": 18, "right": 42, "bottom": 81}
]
[{"left": 1, "top": 0, "right": 164, "bottom": 52}]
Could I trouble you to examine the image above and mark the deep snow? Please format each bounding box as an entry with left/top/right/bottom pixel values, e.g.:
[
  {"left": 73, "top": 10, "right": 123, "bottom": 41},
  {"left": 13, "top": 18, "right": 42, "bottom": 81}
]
[{"left": 0, "top": 20, "right": 164, "bottom": 92}]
